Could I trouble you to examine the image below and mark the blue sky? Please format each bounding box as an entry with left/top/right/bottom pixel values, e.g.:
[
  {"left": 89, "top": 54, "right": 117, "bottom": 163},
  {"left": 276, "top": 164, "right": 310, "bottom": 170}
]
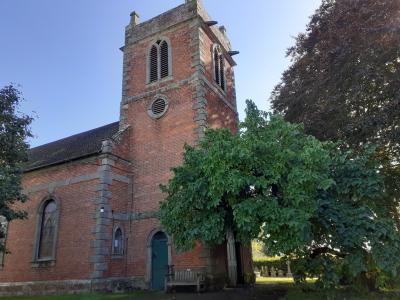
[{"left": 0, "top": 0, "right": 321, "bottom": 147}]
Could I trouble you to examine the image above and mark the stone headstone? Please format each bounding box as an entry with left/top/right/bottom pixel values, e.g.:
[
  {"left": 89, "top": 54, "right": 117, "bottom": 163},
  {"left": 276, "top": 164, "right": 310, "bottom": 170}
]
[
  {"left": 286, "top": 261, "right": 293, "bottom": 278},
  {"left": 270, "top": 267, "right": 276, "bottom": 277}
]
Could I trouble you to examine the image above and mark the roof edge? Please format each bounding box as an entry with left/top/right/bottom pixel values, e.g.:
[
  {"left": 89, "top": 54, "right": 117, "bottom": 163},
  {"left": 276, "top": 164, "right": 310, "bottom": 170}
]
[
  {"left": 24, "top": 151, "right": 101, "bottom": 173},
  {"left": 29, "top": 121, "right": 120, "bottom": 152}
]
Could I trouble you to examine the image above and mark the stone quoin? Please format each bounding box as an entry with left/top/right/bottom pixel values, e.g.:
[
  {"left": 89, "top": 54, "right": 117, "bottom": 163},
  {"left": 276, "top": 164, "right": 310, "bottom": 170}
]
[{"left": 0, "top": 0, "right": 253, "bottom": 295}]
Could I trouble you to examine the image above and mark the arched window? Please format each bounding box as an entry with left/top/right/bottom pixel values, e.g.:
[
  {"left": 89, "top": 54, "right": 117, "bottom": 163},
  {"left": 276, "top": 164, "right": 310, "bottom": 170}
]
[
  {"left": 0, "top": 216, "right": 8, "bottom": 267},
  {"left": 148, "top": 39, "right": 171, "bottom": 83},
  {"left": 113, "top": 227, "right": 124, "bottom": 256},
  {"left": 213, "top": 45, "right": 225, "bottom": 91},
  {"left": 37, "top": 200, "right": 58, "bottom": 260}
]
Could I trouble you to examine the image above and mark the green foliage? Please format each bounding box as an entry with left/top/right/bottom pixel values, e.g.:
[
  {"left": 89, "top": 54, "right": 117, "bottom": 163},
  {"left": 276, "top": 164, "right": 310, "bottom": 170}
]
[
  {"left": 271, "top": 0, "right": 400, "bottom": 226},
  {"left": 284, "top": 287, "right": 400, "bottom": 300},
  {"left": 160, "top": 100, "right": 400, "bottom": 289},
  {"left": 0, "top": 85, "right": 33, "bottom": 252},
  {"left": 243, "top": 272, "right": 256, "bottom": 285}
]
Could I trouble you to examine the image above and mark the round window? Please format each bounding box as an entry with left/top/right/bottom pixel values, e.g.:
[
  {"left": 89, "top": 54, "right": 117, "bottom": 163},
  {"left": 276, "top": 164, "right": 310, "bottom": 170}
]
[{"left": 148, "top": 97, "right": 169, "bottom": 119}]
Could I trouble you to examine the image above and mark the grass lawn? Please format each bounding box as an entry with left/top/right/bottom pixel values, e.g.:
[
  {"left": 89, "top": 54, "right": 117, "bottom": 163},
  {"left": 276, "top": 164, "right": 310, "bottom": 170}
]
[
  {"left": 0, "top": 291, "right": 166, "bottom": 300},
  {"left": 256, "top": 276, "right": 400, "bottom": 300},
  {"left": 3, "top": 279, "right": 400, "bottom": 300},
  {"left": 256, "top": 277, "right": 316, "bottom": 284}
]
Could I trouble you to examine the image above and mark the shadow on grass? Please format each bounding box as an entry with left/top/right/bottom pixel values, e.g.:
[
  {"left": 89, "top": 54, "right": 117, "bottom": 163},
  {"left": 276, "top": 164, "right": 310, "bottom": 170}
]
[
  {"left": 0, "top": 291, "right": 167, "bottom": 300},
  {"left": 256, "top": 277, "right": 400, "bottom": 300},
  {"left": 3, "top": 280, "right": 400, "bottom": 300}
]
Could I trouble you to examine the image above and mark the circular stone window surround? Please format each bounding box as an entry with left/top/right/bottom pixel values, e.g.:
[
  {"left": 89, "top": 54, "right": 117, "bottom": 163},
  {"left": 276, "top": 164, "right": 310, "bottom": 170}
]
[{"left": 147, "top": 95, "right": 169, "bottom": 119}]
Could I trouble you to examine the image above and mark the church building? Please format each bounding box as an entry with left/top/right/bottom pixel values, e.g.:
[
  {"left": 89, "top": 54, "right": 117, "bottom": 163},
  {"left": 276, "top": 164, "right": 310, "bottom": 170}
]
[{"left": 0, "top": 0, "right": 252, "bottom": 295}]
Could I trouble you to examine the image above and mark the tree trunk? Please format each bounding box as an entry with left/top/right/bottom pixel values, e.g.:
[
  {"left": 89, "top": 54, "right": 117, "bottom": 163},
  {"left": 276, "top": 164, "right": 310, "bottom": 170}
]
[
  {"left": 358, "top": 272, "right": 378, "bottom": 292},
  {"left": 226, "top": 227, "right": 237, "bottom": 286}
]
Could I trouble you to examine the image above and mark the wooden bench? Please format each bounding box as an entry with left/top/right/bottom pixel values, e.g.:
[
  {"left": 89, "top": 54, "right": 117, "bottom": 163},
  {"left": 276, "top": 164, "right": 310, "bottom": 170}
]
[{"left": 165, "top": 266, "right": 205, "bottom": 292}]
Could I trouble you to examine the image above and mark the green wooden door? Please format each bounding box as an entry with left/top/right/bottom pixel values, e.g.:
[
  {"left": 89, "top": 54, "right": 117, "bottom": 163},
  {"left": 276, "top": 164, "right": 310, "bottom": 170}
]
[{"left": 151, "top": 232, "right": 168, "bottom": 290}]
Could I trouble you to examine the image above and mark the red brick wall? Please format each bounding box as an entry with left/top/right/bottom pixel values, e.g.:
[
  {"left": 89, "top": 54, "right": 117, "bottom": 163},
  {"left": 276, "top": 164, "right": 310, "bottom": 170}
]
[
  {"left": 126, "top": 22, "right": 194, "bottom": 98},
  {"left": 106, "top": 177, "right": 130, "bottom": 278},
  {"left": 125, "top": 219, "right": 159, "bottom": 278},
  {"left": 108, "top": 176, "right": 130, "bottom": 213},
  {"left": 123, "top": 85, "right": 203, "bottom": 276},
  {"left": 206, "top": 88, "right": 238, "bottom": 132},
  {"left": 111, "top": 128, "right": 131, "bottom": 162},
  {"left": 23, "top": 159, "right": 98, "bottom": 188},
  {"left": 0, "top": 160, "right": 99, "bottom": 282},
  {"left": 126, "top": 86, "right": 196, "bottom": 213}
]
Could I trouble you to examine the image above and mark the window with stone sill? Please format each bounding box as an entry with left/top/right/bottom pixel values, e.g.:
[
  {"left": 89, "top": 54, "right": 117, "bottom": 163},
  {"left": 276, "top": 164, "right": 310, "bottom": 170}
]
[
  {"left": 112, "top": 227, "right": 124, "bottom": 256},
  {"left": 33, "top": 199, "right": 59, "bottom": 263},
  {"left": 0, "top": 216, "right": 8, "bottom": 267}
]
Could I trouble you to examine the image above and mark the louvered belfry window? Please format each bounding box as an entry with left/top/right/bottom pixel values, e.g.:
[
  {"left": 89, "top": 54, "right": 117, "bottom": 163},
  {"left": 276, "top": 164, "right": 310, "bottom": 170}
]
[
  {"left": 148, "top": 39, "right": 170, "bottom": 83},
  {"left": 214, "top": 49, "right": 220, "bottom": 86},
  {"left": 219, "top": 54, "right": 225, "bottom": 90},
  {"left": 149, "top": 45, "right": 158, "bottom": 83},
  {"left": 160, "top": 41, "right": 169, "bottom": 79},
  {"left": 213, "top": 45, "right": 225, "bottom": 90}
]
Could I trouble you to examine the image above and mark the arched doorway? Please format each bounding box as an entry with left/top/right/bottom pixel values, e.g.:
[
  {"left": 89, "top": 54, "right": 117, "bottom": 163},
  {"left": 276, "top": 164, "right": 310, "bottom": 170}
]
[{"left": 151, "top": 231, "right": 168, "bottom": 290}]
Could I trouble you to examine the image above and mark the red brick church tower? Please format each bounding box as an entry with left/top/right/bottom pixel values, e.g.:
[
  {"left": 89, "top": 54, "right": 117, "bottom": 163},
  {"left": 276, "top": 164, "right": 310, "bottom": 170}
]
[{"left": 0, "top": 0, "right": 252, "bottom": 295}]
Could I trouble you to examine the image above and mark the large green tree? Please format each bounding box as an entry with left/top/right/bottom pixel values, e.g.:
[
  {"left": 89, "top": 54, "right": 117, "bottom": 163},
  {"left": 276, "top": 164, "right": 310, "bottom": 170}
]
[
  {"left": 271, "top": 0, "right": 400, "bottom": 223},
  {"left": 160, "top": 101, "right": 400, "bottom": 289},
  {"left": 0, "top": 85, "right": 33, "bottom": 252}
]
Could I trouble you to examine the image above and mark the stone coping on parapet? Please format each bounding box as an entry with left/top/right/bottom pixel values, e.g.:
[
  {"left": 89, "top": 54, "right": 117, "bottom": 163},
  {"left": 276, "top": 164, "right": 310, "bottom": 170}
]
[{"left": 124, "top": 0, "right": 232, "bottom": 53}]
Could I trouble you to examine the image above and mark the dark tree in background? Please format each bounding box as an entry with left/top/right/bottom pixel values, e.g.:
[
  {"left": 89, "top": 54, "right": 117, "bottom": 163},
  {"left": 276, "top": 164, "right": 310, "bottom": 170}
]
[
  {"left": 0, "top": 85, "right": 33, "bottom": 252},
  {"left": 271, "top": 0, "right": 400, "bottom": 223}
]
